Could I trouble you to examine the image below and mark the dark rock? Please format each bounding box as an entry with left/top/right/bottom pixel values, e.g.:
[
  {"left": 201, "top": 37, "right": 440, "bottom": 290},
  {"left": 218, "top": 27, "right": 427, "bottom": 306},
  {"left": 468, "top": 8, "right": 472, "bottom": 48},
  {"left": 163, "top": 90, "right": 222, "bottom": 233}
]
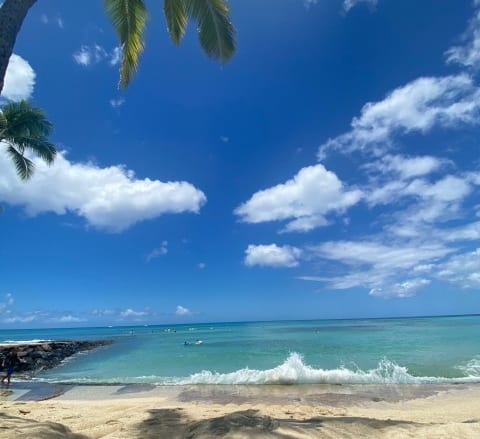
[{"left": 0, "top": 340, "right": 113, "bottom": 376}]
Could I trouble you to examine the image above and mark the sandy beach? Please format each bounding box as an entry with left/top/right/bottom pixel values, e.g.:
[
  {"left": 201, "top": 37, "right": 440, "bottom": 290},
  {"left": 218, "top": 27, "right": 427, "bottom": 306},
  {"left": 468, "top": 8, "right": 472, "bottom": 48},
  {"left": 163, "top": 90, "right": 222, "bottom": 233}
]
[{"left": 1, "top": 383, "right": 479, "bottom": 438}]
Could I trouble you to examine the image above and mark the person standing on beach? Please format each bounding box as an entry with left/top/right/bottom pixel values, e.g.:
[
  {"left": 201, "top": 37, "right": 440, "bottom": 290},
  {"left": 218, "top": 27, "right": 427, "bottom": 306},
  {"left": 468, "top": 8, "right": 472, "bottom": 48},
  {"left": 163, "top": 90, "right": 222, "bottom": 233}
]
[{"left": 1, "top": 348, "right": 24, "bottom": 385}]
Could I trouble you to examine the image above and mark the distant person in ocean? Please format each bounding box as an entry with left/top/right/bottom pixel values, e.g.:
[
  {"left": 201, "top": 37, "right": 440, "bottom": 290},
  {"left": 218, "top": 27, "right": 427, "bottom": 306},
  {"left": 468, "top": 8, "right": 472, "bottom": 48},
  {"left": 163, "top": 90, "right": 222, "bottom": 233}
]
[{"left": 1, "top": 348, "right": 24, "bottom": 385}]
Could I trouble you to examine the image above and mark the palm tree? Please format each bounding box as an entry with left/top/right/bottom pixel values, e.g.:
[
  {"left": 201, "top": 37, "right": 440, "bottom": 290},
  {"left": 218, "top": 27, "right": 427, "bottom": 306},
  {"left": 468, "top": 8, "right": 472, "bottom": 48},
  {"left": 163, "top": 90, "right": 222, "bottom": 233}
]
[
  {"left": 0, "top": 0, "right": 236, "bottom": 94},
  {"left": 0, "top": 100, "right": 57, "bottom": 180}
]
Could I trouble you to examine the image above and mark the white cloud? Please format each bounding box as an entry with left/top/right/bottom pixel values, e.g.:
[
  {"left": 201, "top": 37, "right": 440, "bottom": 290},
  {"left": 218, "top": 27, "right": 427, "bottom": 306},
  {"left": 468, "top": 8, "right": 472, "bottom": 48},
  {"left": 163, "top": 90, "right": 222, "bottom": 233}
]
[
  {"left": 343, "top": 0, "right": 378, "bottom": 12},
  {"left": 92, "top": 309, "right": 114, "bottom": 316},
  {"left": 220, "top": 136, "right": 229, "bottom": 143},
  {"left": 441, "top": 221, "right": 480, "bottom": 242},
  {"left": 110, "top": 47, "right": 122, "bottom": 66},
  {"left": 145, "top": 241, "right": 168, "bottom": 262},
  {"left": 3, "top": 314, "right": 38, "bottom": 324},
  {"left": 73, "top": 47, "right": 92, "bottom": 66},
  {"left": 6, "top": 293, "right": 13, "bottom": 306},
  {"left": 56, "top": 315, "right": 85, "bottom": 323},
  {"left": 367, "top": 154, "right": 447, "bottom": 180},
  {"left": 176, "top": 305, "right": 192, "bottom": 316},
  {"left": 235, "top": 164, "right": 362, "bottom": 233},
  {"left": 110, "top": 97, "right": 125, "bottom": 108},
  {"left": 437, "top": 248, "right": 480, "bottom": 288},
  {"left": 197, "top": 262, "right": 206, "bottom": 269},
  {"left": 369, "top": 278, "right": 431, "bottom": 298},
  {"left": 318, "top": 75, "right": 480, "bottom": 160},
  {"left": 445, "top": 7, "right": 480, "bottom": 69},
  {"left": 311, "top": 240, "right": 451, "bottom": 272},
  {"left": 40, "top": 14, "right": 64, "bottom": 28},
  {"left": 300, "top": 240, "right": 452, "bottom": 297},
  {"left": 120, "top": 308, "right": 148, "bottom": 318},
  {"left": 245, "top": 244, "right": 302, "bottom": 268},
  {"left": 303, "top": 0, "right": 318, "bottom": 8},
  {"left": 0, "top": 293, "right": 14, "bottom": 314},
  {"left": 1, "top": 54, "right": 36, "bottom": 101},
  {"left": 73, "top": 45, "right": 121, "bottom": 67},
  {"left": 0, "top": 149, "right": 207, "bottom": 232}
]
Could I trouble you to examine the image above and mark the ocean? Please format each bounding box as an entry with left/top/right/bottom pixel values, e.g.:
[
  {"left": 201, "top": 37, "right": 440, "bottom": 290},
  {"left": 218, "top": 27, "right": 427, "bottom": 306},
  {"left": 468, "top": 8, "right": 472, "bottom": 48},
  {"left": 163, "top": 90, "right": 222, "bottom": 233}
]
[{"left": 2, "top": 315, "right": 480, "bottom": 385}]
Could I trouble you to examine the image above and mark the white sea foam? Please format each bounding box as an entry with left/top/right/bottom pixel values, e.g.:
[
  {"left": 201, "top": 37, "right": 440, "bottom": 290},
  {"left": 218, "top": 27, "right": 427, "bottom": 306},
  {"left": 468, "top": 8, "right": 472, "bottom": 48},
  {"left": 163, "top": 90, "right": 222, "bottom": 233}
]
[
  {"left": 457, "top": 356, "right": 480, "bottom": 377},
  {"left": 1, "top": 339, "right": 51, "bottom": 344},
  {"left": 40, "top": 353, "right": 480, "bottom": 385},
  {"left": 166, "top": 353, "right": 480, "bottom": 385}
]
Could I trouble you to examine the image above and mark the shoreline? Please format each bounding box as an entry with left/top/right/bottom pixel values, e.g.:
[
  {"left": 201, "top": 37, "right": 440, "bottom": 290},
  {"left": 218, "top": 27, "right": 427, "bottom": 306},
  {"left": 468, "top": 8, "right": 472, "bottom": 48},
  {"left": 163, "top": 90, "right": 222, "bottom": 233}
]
[{"left": 1, "top": 382, "right": 480, "bottom": 438}]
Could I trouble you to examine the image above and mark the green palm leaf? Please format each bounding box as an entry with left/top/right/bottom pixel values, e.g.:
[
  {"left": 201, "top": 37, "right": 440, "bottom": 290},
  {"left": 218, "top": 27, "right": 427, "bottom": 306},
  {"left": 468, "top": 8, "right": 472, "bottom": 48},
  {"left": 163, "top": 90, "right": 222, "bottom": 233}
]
[
  {"left": 104, "top": 0, "right": 149, "bottom": 88},
  {"left": 0, "top": 111, "right": 6, "bottom": 138},
  {"left": 8, "top": 136, "right": 56, "bottom": 164},
  {"left": 6, "top": 144, "right": 35, "bottom": 180},
  {"left": 186, "top": 0, "right": 235, "bottom": 63},
  {"left": 1, "top": 100, "right": 57, "bottom": 180},
  {"left": 3, "top": 100, "right": 52, "bottom": 138},
  {"left": 164, "top": 0, "right": 188, "bottom": 44}
]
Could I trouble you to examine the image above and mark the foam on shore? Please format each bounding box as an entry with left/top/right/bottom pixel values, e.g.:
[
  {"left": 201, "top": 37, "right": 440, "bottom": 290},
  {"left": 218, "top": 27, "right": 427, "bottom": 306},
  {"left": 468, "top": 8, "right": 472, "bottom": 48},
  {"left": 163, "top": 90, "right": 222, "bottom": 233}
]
[{"left": 40, "top": 352, "right": 480, "bottom": 385}]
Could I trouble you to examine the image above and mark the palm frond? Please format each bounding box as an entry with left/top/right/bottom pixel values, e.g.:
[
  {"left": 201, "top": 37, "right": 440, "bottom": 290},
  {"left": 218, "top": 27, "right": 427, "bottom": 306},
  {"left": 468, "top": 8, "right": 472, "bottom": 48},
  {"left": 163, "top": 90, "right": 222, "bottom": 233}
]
[
  {"left": 0, "top": 111, "right": 7, "bottom": 140},
  {"left": 6, "top": 144, "right": 35, "bottom": 180},
  {"left": 186, "top": 0, "right": 235, "bottom": 63},
  {"left": 164, "top": 0, "right": 188, "bottom": 44},
  {"left": 10, "top": 136, "right": 57, "bottom": 165},
  {"left": 104, "top": 0, "right": 149, "bottom": 88},
  {"left": 2, "top": 100, "right": 52, "bottom": 138}
]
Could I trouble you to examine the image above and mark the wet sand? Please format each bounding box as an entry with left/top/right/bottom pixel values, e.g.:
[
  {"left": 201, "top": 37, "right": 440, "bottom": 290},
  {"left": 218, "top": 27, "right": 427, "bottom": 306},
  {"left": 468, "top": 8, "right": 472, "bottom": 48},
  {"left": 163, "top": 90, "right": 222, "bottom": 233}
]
[{"left": 1, "top": 382, "right": 480, "bottom": 438}]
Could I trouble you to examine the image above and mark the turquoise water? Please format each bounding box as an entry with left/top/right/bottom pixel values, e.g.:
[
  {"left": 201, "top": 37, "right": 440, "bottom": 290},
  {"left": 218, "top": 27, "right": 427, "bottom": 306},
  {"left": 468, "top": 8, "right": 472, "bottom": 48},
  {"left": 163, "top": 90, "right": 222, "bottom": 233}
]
[{"left": 2, "top": 316, "right": 480, "bottom": 385}]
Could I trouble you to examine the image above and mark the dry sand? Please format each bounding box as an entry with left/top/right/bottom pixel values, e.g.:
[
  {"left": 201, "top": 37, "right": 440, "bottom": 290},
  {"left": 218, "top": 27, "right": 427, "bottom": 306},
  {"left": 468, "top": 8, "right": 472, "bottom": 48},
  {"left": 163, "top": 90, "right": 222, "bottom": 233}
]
[{"left": 0, "top": 383, "right": 479, "bottom": 438}]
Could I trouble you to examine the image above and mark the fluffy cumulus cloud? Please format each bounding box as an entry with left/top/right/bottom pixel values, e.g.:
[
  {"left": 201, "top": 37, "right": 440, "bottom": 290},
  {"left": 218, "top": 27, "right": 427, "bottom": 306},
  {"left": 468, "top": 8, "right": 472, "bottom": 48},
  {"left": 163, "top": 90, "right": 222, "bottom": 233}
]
[
  {"left": 176, "top": 305, "right": 192, "bottom": 316},
  {"left": 239, "top": 4, "right": 480, "bottom": 299},
  {"left": 1, "top": 54, "right": 36, "bottom": 101},
  {"left": 0, "top": 150, "right": 206, "bottom": 232},
  {"left": 245, "top": 244, "right": 302, "bottom": 268},
  {"left": 235, "top": 164, "right": 362, "bottom": 233},
  {"left": 297, "top": 168, "right": 480, "bottom": 298},
  {"left": 318, "top": 74, "right": 480, "bottom": 160},
  {"left": 343, "top": 0, "right": 378, "bottom": 12}
]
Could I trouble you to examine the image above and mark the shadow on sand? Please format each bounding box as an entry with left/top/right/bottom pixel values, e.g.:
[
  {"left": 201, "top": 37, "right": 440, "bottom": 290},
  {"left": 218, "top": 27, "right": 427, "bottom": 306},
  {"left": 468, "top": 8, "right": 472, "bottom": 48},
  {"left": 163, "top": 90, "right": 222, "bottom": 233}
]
[
  {"left": 0, "top": 413, "right": 89, "bottom": 439},
  {"left": 133, "top": 408, "right": 421, "bottom": 439}
]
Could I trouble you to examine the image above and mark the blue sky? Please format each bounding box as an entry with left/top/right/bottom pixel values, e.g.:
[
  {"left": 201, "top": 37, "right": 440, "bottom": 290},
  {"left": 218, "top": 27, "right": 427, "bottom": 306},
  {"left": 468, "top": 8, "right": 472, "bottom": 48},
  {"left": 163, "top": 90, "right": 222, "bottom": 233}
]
[{"left": 1, "top": 0, "right": 479, "bottom": 327}]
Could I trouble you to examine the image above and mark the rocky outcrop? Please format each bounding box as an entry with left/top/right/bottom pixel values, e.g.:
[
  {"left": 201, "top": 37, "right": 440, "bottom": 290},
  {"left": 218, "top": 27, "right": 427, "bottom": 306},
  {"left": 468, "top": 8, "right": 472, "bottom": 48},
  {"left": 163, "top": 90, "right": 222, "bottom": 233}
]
[{"left": 0, "top": 340, "right": 113, "bottom": 376}]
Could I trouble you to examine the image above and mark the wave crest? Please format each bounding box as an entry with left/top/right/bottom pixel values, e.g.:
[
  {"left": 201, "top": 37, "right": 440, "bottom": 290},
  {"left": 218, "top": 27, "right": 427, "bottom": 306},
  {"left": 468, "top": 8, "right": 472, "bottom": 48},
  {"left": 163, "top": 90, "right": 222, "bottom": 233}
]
[{"left": 169, "top": 353, "right": 456, "bottom": 385}]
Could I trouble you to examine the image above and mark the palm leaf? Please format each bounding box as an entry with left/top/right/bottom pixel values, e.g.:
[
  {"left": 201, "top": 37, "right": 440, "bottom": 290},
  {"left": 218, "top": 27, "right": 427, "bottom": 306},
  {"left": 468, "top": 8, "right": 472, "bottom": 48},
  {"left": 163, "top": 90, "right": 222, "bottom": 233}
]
[
  {"left": 164, "top": 0, "right": 188, "bottom": 44},
  {"left": 0, "top": 111, "right": 6, "bottom": 140},
  {"left": 186, "top": 0, "right": 235, "bottom": 62},
  {"left": 2, "top": 100, "right": 52, "bottom": 138},
  {"left": 6, "top": 144, "right": 35, "bottom": 180},
  {"left": 104, "top": 0, "right": 149, "bottom": 88},
  {"left": 10, "top": 136, "right": 56, "bottom": 164}
]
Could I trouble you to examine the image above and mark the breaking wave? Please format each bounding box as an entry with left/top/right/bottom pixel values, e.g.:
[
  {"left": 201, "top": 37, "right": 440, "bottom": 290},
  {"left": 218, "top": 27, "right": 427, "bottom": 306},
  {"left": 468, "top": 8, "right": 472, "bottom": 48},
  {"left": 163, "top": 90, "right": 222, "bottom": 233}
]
[
  {"left": 43, "top": 352, "right": 480, "bottom": 385},
  {"left": 167, "top": 352, "right": 480, "bottom": 385}
]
